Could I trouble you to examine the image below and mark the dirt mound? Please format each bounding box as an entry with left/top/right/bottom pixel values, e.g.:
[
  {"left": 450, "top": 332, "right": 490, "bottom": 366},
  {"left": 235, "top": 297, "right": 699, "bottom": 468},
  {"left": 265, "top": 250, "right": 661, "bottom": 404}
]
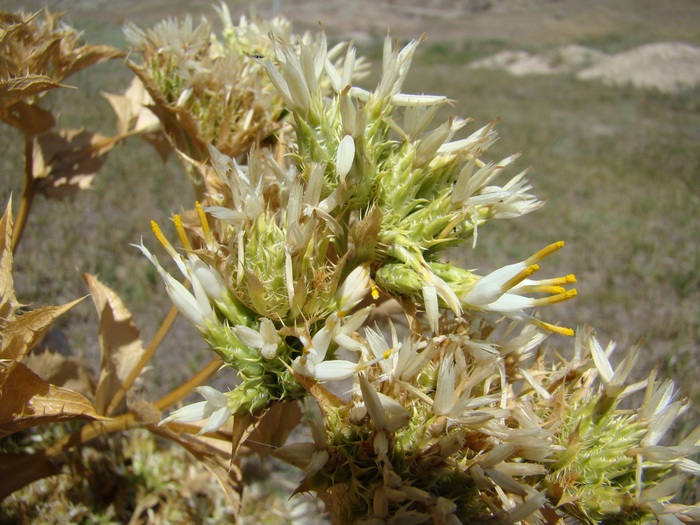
[
  {"left": 576, "top": 42, "right": 700, "bottom": 93},
  {"left": 469, "top": 45, "right": 606, "bottom": 76},
  {"left": 470, "top": 42, "right": 700, "bottom": 93}
]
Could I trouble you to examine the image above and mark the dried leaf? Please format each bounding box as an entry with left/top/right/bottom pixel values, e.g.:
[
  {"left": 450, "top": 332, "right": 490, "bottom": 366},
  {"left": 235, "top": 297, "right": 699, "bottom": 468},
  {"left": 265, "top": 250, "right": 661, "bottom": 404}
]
[
  {"left": 60, "top": 44, "right": 124, "bottom": 80},
  {"left": 32, "top": 129, "right": 118, "bottom": 199},
  {"left": 246, "top": 401, "right": 302, "bottom": 458},
  {"left": 83, "top": 273, "right": 146, "bottom": 416},
  {"left": 0, "top": 451, "right": 61, "bottom": 501},
  {"left": 0, "top": 74, "right": 62, "bottom": 109},
  {"left": 101, "top": 76, "right": 159, "bottom": 135},
  {"left": 0, "top": 298, "right": 83, "bottom": 368},
  {"left": 351, "top": 205, "right": 383, "bottom": 261},
  {"left": 24, "top": 350, "right": 94, "bottom": 398},
  {"left": 0, "top": 361, "right": 103, "bottom": 438},
  {"left": 141, "top": 403, "right": 244, "bottom": 518},
  {"left": 0, "top": 100, "right": 55, "bottom": 134},
  {"left": 129, "top": 63, "right": 207, "bottom": 160},
  {"left": 0, "top": 198, "right": 17, "bottom": 324}
]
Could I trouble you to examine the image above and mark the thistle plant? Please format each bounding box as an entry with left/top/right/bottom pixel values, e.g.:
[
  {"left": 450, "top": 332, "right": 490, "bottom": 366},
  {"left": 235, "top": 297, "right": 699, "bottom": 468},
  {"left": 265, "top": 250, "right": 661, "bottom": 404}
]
[
  {"left": 124, "top": 5, "right": 368, "bottom": 200},
  {"left": 2, "top": 5, "right": 698, "bottom": 524},
  {"left": 139, "top": 19, "right": 700, "bottom": 524}
]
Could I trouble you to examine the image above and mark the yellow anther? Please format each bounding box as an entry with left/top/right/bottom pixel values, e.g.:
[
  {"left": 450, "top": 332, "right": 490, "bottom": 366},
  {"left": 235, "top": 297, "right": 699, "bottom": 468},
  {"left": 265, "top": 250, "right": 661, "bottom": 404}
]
[
  {"left": 501, "top": 264, "right": 539, "bottom": 293},
  {"left": 535, "top": 274, "right": 577, "bottom": 286},
  {"left": 532, "top": 319, "right": 575, "bottom": 337},
  {"left": 532, "top": 289, "right": 577, "bottom": 307},
  {"left": 516, "top": 285, "right": 566, "bottom": 295},
  {"left": 526, "top": 241, "right": 565, "bottom": 265},
  {"left": 173, "top": 214, "right": 192, "bottom": 251},
  {"left": 151, "top": 220, "right": 176, "bottom": 256},
  {"left": 371, "top": 280, "right": 380, "bottom": 300},
  {"left": 383, "top": 349, "right": 393, "bottom": 360},
  {"left": 196, "top": 201, "right": 213, "bottom": 247}
]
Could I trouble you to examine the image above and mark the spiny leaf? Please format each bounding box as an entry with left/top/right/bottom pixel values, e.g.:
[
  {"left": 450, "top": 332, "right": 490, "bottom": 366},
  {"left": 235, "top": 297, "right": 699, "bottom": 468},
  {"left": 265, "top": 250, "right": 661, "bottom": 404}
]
[
  {"left": 0, "top": 74, "right": 62, "bottom": 109},
  {"left": 245, "top": 401, "right": 302, "bottom": 458},
  {"left": 0, "top": 361, "right": 103, "bottom": 439},
  {"left": 32, "top": 129, "right": 119, "bottom": 199},
  {"left": 0, "top": 198, "right": 17, "bottom": 324},
  {"left": 0, "top": 298, "right": 83, "bottom": 369},
  {"left": 138, "top": 402, "right": 244, "bottom": 518},
  {"left": 0, "top": 100, "right": 55, "bottom": 134},
  {"left": 23, "top": 349, "right": 93, "bottom": 397},
  {"left": 59, "top": 44, "right": 125, "bottom": 80},
  {"left": 84, "top": 273, "right": 146, "bottom": 416}
]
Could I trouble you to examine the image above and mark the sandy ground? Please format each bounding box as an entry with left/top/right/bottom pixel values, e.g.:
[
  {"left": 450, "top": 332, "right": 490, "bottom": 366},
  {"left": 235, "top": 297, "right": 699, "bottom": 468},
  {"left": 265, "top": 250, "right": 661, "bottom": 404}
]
[{"left": 7, "top": 0, "right": 700, "bottom": 93}]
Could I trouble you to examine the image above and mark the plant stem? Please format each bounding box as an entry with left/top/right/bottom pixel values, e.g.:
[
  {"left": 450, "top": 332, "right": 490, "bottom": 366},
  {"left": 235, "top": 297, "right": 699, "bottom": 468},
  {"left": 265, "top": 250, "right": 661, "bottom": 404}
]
[
  {"left": 0, "top": 356, "right": 222, "bottom": 500},
  {"left": 12, "top": 134, "right": 36, "bottom": 254},
  {"left": 105, "top": 304, "right": 180, "bottom": 416}
]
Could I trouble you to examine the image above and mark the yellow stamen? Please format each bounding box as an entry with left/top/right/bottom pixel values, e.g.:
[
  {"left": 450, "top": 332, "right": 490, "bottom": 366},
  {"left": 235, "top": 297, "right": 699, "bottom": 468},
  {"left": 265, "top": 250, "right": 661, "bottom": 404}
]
[
  {"left": 151, "top": 220, "right": 177, "bottom": 257},
  {"left": 371, "top": 280, "right": 380, "bottom": 300},
  {"left": 531, "top": 318, "right": 575, "bottom": 337},
  {"left": 173, "top": 214, "right": 192, "bottom": 251},
  {"left": 532, "top": 289, "right": 577, "bottom": 307},
  {"left": 196, "top": 201, "right": 213, "bottom": 247},
  {"left": 526, "top": 241, "right": 565, "bottom": 265},
  {"left": 516, "top": 285, "right": 566, "bottom": 295},
  {"left": 533, "top": 274, "right": 577, "bottom": 286},
  {"left": 501, "top": 264, "right": 539, "bottom": 292}
]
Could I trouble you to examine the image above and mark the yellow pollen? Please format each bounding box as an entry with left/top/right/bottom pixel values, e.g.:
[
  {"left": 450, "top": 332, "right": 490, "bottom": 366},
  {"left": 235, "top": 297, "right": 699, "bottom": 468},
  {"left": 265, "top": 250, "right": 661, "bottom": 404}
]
[
  {"left": 516, "top": 285, "right": 566, "bottom": 295},
  {"left": 371, "top": 281, "right": 380, "bottom": 300},
  {"left": 532, "top": 319, "right": 575, "bottom": 337},
  {"left": 383, "top": 349, "right": 393, "bottom": 360},
  {"left": 151, "top": 220, "right": 175, "bottom": 254},
  {"left": 196, "top": 201, "right": 213, "bottom": 246},
  {"left": 526, "top": 241, "right": 565, "bottom": 265},
  {"left": 502, "top": 264, "right": 539, "bottom": 292},
  {"left": 173, "top": 214, "right": 192, "bottom": 251},
  {"left": 532, "top": 289, "right": 577, "bottom": 307}
]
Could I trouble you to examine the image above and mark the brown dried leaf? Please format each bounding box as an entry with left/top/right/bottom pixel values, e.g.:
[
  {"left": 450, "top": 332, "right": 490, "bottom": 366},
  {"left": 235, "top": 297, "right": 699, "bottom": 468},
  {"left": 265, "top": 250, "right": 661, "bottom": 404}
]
[
  {"left": 0, "top": 198, "right": 17, "bottom": 324},
  {"left": 0, "top": 361, "right": 103, "bottom": 438},
  {"left": 0, "top": 100, "right": 56, "bottom": 134},
  {"left": 24, "top": 350, "right": 94, "bottom": 398},
  {"left": 60, "top": 44, "right": 125, "bottom": 80},
  {"left": 142, "top": 404, "right": 244, "bottom": 518},
  {"left": 0, "top": 74, "right": 62, "bottom": 109},
  {"left": 351, "top": 205, "right": 383, "bottom": 262},
  {"left": 129, "top": 63, "right": 207, "bottom": 160},
  {"left": 32, "top": 129, "right": 118, "bottom": 199},
  {"left": 0, "top": 451, "right": 61, "bottom": 501},
  {"left": 246, "top": 401, "right": 302, "bottom": 458},
  {"left": 83, "top": 273, "right": 146, "bottom": 416},
  {"left": 0, "top": 298, "right": 83, "bottom": 368},
  {"left": 101, "top": 76, "right": 159, "bottom": 135}
]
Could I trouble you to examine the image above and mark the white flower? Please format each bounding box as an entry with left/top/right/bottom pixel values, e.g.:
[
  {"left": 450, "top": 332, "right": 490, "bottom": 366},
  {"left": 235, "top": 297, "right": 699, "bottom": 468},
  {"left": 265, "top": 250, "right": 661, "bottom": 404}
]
[
  {"left": 233, "top": 318, "right": 280, "bottom": 359},
  {"left": 160, "top": 386, "right": 232, "bottom": 434},
  {"left": 335, "top": 264, "right": 371, "bottom": 316},
  {"left": 460, "top": 242, "right": 577, "bottom": 336},
  {"left": 134, "top": 241, "right": 215, "bottom": 333}
]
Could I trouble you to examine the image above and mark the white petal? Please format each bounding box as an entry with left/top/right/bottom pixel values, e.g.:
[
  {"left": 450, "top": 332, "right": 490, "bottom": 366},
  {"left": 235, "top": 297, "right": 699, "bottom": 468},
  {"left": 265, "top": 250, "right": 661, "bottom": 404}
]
[
  {"left": 313, "top": 360, "right": 359, "bottom": 381},
  {"left": 200, "top": 406, "right": 233, "bottom": 434},
  {"left": 336, "top": 134, "right": 355, "bottom": 180},
  {"left": 195, "top": 386, "right": 228, "bottom": 406},
  {"left": 235, "top": 325, "right": 264, "bottom": 347},
  {"left": 160, "top": 401, "right": 208, "bottom": 424}
]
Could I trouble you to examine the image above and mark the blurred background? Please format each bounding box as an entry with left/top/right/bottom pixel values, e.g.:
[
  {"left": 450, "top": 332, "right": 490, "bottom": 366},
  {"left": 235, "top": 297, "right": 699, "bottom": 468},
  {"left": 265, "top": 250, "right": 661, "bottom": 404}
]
[{"left": 1, "top": 0, "right": 698, "bottom": 437}]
